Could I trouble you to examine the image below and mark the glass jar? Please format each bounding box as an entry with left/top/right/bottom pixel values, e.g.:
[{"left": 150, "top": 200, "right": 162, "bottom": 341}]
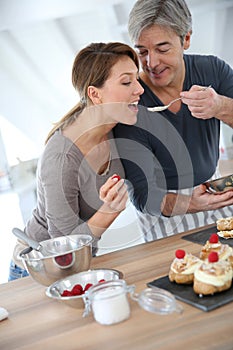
[
  {"left": 83, "top": 280, "right": 135, "bottom": 325},
  {"left": 83, "top": 280, "right": 183, "bottom": 326}
]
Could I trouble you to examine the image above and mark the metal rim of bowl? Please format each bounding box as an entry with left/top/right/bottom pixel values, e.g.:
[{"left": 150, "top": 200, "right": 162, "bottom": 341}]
[
  {"left": 205, "top": 174, "right": 233, "bottom": 193},
  {"left": 45, "top": 268, "right": 123, "bottom": 301},
  {"left": 19, "top": 234, "right": 93, "bottom": 261}
]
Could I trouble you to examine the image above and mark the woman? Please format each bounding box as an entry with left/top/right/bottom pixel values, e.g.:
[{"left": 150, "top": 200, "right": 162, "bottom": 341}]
[{"left": 9, "top": 42, "right": 144, "bottom": 280}]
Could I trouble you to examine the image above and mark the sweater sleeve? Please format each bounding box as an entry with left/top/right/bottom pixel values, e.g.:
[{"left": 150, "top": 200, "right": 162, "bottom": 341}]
[{"left": 38, "top": 145, "right": 100, "bottom": 245}]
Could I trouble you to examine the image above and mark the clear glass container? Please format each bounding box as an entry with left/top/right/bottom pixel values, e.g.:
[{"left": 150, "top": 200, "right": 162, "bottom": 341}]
[
  {"left": 83, "top": 280, "right": 183, "bottom": 326},
  {"left": 83, "top": 280, "right": 134, "bottom": 325}
]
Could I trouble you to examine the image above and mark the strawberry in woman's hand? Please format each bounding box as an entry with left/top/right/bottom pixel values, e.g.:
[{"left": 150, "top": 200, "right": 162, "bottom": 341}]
[{"left": 112, "top": 175, "right": 121, "bottom": 181}]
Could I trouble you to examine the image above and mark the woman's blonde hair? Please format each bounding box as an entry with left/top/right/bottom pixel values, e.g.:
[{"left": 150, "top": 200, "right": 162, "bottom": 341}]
[{"left": 45, "top": 42, "right": 139, "bottom": 144}]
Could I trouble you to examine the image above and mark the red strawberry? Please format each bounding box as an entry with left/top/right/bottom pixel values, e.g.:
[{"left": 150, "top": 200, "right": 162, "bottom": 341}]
[
  {"left": 98, "top": 279, "right": 106, "bottom": 283},
  {"left": 61, "top": 290, "right": 73, "bottom": 297},
  {"left": 112, "top": 175, "right": 121, "bottom": 181},
  {"left": 84, "top": 283, "right": 93, "bottom": 292},
  {"left": 209, "top": 233, "right": 219, "bottom": 243},
  {"left": 71, "top": 284, "right": 83, "bottom": 296},
  {"left": 208, "top": 251, "right": 219, "bottom": 263},
  {"left": 175, "top": 249, "right": 185, "bottom": 259}
]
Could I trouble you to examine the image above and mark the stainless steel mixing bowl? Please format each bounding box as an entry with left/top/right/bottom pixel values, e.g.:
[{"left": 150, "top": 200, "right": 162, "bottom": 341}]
[
  {"left": 45, "top": 268, "right": 123, "bottom": 309},
  {"left": 19, "top": 234, "right": 93, "bottom": 286}
]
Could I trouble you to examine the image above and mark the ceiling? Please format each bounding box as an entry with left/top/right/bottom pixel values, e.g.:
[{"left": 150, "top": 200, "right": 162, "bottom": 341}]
[{"left": 1, "top": 0, "right": 233, "bottom": 155}]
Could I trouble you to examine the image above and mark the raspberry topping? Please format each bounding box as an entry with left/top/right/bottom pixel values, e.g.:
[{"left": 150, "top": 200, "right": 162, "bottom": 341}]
[
  {"left": 175, "top": 249, "right": 185, "bottom": 259},
  {"left": 208, "top": 251, "right": 219, "bottom": 263},
  {"left": 209, "top": 233, "right": 219, "bottom": 244}
]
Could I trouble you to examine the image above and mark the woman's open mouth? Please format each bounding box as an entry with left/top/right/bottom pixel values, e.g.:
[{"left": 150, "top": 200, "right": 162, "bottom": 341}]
[{"left": 128, "top": 102, "right": 139, "bottom": 112}]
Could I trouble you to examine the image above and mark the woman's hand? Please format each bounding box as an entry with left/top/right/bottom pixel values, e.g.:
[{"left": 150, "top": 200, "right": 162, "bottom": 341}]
[
  {"left": 87, "top": 174, "right": 128, "bottom": 239},
  {"left": 99, "top": 174, "right": 128, "bottom": 213}
]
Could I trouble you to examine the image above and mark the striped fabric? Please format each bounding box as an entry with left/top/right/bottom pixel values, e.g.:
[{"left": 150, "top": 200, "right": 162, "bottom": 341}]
[{"left": 136, "top": 167, "right": 233, "bottom": 241}]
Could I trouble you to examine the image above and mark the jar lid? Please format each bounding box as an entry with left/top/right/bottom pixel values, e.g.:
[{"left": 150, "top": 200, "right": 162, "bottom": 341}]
[{"left": 137, "top": 286, "right": 183, "bottom": 315}]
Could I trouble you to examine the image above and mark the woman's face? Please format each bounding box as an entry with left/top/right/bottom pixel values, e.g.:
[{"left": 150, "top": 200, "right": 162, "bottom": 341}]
[
  {"left": 96, "top": 56, "right": 144, "bottom": 125},
  {"left": 135, "top": 24, "right": 190, "bottom": 88}
]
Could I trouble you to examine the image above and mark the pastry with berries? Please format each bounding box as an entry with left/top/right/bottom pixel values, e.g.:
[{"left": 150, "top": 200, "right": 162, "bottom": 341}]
[
  {"left": 217, "top": 230, "right": 233, "bottom": 239},
  {"left": 216, "top": 217, "right": 233, "bottom": 231},
  {"left": 200, "top": 233, "right": 233, "bottom": 261},
  {"left": 169, "top": 249, "right": 202, "bottom": 284},
  {"left": 193, "top": 252, "right": 233, "bottom": 296},
  {"left": 217, "top": 216, "right": 233, "bottom": 239}
]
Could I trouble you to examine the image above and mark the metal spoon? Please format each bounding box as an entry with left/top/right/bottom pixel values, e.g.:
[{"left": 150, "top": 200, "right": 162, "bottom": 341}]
[
  {"left": 12, "top": 227, "right": 50, "bottom": 256},
  {"left": 147, "top": 97, "right": 182, "bottom": 112},
  {"left": 147, "top": 85, "right": 211, "bottom": 112}
]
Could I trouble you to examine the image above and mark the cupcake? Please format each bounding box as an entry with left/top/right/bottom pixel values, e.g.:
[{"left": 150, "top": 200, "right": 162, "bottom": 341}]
[
  {"left": 217, "top": 216, "right": 233, "bottom": 239},
  {"left": 194, "top": 252, "right": 233, "bottom": 296},
  {"left": 169, "top": 249, "right": 202, "bottom": 284},
  {"left": 217, "top": 230, "right": 233, "bottom": 239},
  {"left": 200, "top": 233, "right": 232, "bottom": 261},
  {"left": 217, "top": 217, "right": 233, "bottom": 231}
]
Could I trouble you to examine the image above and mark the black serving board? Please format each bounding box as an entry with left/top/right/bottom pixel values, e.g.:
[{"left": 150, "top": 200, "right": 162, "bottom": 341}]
[
  {"left": 181, "top": 225, "right": 233, "bottom": 247},
  {"left": 147, "top": 275, "right": 233, "bottom": 312}
]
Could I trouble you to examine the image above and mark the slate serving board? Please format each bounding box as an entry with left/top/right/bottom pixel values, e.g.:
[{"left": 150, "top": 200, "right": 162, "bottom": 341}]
[
  {"left": 181, "top": 225, "right": 233, "bottom": 247},
  {"left": 147, "top": 275, "right": 233, "bottom": 312}
]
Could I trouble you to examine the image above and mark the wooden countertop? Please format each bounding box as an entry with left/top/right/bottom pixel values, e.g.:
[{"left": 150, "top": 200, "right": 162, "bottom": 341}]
[{"left": 1, "top": 224, "right": 233, "bottom": 350}]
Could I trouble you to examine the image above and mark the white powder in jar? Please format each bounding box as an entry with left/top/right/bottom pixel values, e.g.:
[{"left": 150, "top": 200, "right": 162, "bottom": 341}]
[{"left": 91, "top": 287, "right": 130, "bottom": 325}]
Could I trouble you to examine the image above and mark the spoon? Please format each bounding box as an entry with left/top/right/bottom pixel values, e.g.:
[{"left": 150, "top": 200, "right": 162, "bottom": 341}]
[
  {"left": 147, "top": 85, "right": 211, "bottom": 112},
  {"left": 12, "top": 227, "right": 50, "bottom": 256}
]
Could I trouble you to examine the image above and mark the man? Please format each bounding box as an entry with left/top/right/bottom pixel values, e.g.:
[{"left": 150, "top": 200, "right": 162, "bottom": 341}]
[{"left": 114, "top": 0, "right": 233, "bottom": 241}]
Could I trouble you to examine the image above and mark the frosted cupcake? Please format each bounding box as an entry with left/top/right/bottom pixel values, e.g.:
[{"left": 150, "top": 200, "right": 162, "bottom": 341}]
[
  {"left": 217, "top": 217, "right": 233, "bottom": 231},
  {"left": 200, "top": 233, "right": 233, "bottom": 261},
  {"left": 217, "top": 217, "right": 233, "bottom": 239},
  {"left": 194, "top": 251, "right": 233, "bottom": 296},
  {"left": 169, "top": 249, "right": 202, "bottom": 284}
]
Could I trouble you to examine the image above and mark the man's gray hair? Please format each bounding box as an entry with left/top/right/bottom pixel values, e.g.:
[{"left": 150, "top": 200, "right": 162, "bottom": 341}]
[{"left": 128, "top": 0, "right": 192, "bottom": 44}]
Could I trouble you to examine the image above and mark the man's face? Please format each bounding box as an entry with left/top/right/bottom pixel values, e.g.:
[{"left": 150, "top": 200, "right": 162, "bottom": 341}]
[{"left": 135, "top": 24, "right": 189, "bottom": 88}]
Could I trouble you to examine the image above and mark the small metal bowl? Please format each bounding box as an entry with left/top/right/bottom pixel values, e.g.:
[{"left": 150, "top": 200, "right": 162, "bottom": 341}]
[
  {"left": 45, "top": 268, "right": 123, "bottom": 309},
  {"left": 204, "top": 174, "right": 233, "bottom": 194}
]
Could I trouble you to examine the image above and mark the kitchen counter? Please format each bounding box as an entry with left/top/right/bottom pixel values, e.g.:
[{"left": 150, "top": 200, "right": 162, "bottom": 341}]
[{"left": 1, "top": 223, "right": 233, "bottom": 350}]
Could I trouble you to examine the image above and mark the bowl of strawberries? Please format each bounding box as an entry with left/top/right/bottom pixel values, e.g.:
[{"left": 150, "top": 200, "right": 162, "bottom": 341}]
[{"left": 45, "top": 268, "right": 122, "bottom": 308}]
